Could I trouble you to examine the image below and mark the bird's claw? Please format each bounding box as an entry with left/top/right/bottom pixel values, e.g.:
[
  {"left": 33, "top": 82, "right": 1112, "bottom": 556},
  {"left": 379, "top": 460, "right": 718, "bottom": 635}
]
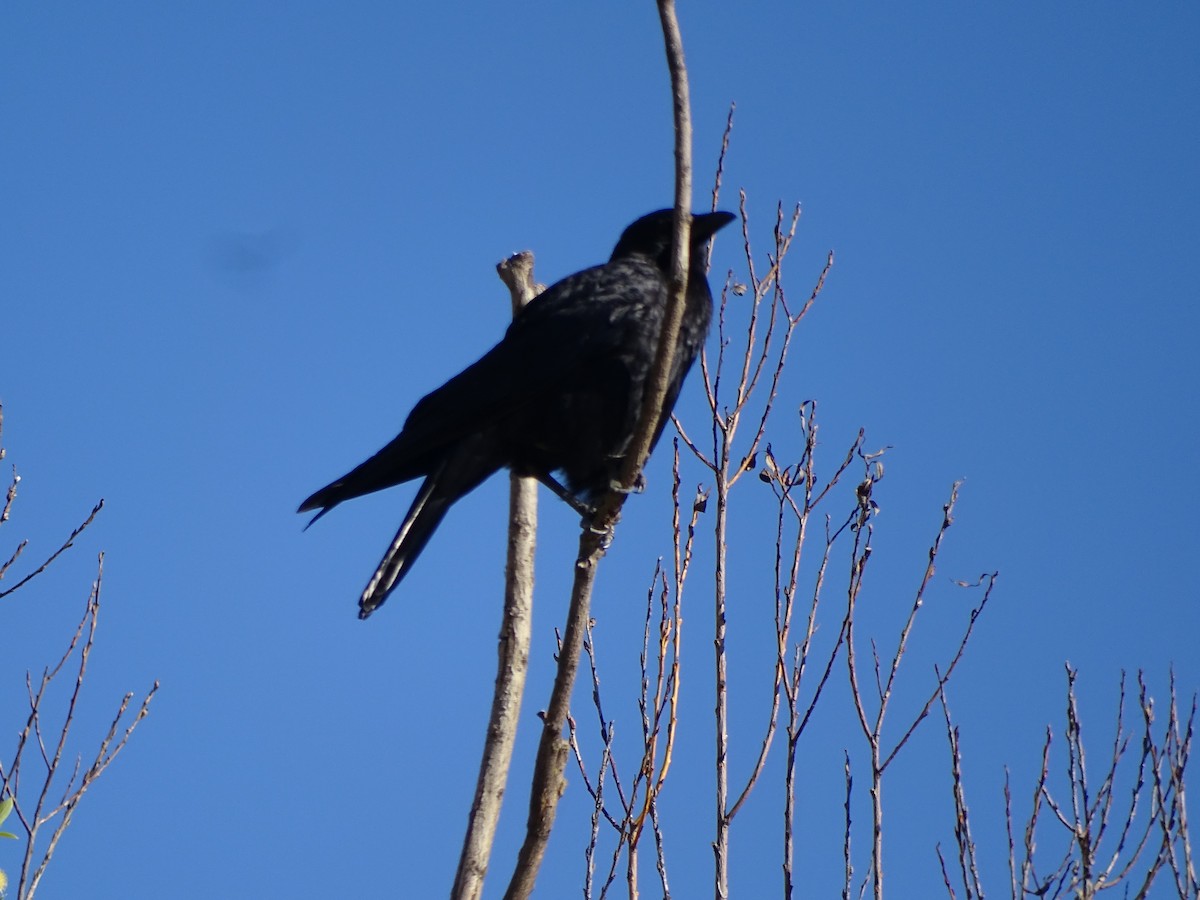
[
  {"left": 607, "top": 473, "right": 646, "bottom": 495},
  {"left": 588, "top": 520, "right": 615, "bottom": 551}
]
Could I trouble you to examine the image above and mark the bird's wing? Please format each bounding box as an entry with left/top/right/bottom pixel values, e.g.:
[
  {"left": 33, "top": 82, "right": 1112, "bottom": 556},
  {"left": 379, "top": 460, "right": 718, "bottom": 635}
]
[
  {"left": 394, "top": 259, "right": 667, "bottom": 459},
  {"left": 298, "top": 259, "right": 666, "bottom": 516}
]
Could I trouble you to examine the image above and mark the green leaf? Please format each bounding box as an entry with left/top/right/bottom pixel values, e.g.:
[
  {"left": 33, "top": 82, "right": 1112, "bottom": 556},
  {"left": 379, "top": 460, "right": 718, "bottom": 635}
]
[
  {"left": 0, "top": 798, "right": 11, "bottom": 824},
  {"left": 0, "top": 832, "right": 17, "bottom": 840}
]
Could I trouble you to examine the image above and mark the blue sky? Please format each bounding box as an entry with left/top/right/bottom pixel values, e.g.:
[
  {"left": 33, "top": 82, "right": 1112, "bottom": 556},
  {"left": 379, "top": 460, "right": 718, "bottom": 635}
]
[{"left": 2, "top": 3, "right": 1198, "bottom": 897}]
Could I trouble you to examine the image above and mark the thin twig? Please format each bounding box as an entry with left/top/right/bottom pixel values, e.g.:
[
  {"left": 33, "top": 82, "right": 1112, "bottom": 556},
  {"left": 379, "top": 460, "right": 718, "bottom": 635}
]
[{"left": 0, "top": 501, "right": 104, "bottom": 600}]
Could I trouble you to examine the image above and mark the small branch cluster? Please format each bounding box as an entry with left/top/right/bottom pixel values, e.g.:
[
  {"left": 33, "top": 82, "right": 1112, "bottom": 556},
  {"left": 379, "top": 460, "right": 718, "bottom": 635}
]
[
  {"left": 567, "top": 105, "right": 1000, "bottom": 897},
  {"left": 0, "top": 405, "right": 159, "bottom": 900},
  {"left": 938, "top": 668, "right": 1196, "bottom": 900},
  {"left": 844, "top": 479, "right": 997, "bottom": 900},
  {"left": 677, "top": 131, "right": 834, "bottom": 899},
  {"left": 569, "top": 441, "right": 703, "bottom": 900}
]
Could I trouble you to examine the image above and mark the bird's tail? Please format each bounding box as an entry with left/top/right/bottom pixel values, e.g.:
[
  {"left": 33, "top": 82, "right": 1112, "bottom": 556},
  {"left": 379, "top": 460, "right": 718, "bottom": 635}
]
[
  {"left": 298, "top": 435, "right": 429, "bottom": 527},
  {"left": 357, "top": 468, "right": 453, "bottom": 619}
]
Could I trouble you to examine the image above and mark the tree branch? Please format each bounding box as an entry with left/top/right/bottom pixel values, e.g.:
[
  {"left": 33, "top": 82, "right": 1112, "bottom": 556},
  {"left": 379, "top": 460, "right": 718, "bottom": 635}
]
[
  {"left": 503, "top": 3, "right": 695, "bottom": 895},
  {"left": 451, "top": 252, "right": 541, "bottom": 900}
]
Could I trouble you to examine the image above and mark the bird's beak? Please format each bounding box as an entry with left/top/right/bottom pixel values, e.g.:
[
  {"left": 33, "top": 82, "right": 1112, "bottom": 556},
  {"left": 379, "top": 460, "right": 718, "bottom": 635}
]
[{"left": 691, "top": 211, "right": 737, "bottom": 244}]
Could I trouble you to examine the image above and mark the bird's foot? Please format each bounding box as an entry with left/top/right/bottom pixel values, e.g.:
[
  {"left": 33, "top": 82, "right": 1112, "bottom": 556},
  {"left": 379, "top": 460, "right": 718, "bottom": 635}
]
[
  {"left": 587, "top": 518, "right": 616, "bottom": 551},
  {"left": 606, "top": 472, "right": 646, "bottom": 495}
]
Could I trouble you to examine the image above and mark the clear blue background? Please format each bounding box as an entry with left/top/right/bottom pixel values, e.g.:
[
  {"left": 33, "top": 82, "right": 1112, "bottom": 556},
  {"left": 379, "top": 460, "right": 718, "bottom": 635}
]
[{"left": 2, "top": 3, "right": 1198, "bottom": 897}]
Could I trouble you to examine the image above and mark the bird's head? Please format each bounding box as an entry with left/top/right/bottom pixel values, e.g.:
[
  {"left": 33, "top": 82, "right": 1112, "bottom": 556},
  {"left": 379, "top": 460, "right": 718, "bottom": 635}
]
[{"left": 610, "top": 209, "right": 736, "bottom": 269}]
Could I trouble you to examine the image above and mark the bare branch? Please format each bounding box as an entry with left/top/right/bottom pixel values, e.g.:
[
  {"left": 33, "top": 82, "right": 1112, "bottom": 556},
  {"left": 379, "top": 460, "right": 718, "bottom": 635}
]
[
  {"left": 937, "top": 684, "right": 985, "bottom": 900},
  {"left": 0, "top": 501, "right": 104, "bottom": 600},
  {"left": 452, "top": 252, "right": 541, "bottom": 900},
  {"left": 2, "top": 552, "right": 158, "bottom": 900}
]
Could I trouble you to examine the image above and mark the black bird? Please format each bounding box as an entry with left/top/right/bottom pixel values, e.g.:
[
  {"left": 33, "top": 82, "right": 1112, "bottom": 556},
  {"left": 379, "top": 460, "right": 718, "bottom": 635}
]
[{"left": 300, "top": 209, "right": 735, "bottom": 618}]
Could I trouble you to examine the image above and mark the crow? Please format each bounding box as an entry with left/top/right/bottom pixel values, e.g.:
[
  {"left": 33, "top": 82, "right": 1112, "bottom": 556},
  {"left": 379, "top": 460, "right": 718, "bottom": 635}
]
[{"left": 300, "top": 209, "right": 735, "bottom": 618}]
